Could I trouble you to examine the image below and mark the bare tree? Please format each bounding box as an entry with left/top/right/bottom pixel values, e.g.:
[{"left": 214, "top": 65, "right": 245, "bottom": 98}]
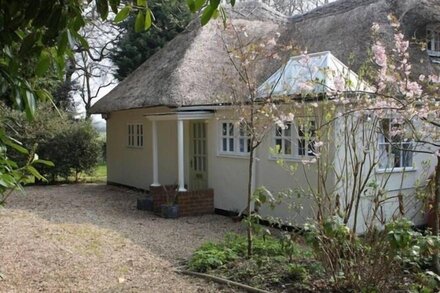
[
  {"left": 262, "top": 0, "right": 331, "bottom": 16},
  {"left": 70, "top": 3, "right": 123, "bottom": 118}
]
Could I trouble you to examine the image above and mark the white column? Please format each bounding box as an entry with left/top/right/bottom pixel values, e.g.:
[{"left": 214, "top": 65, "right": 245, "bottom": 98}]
[
  {"left": 177, "top": 119, "right": 186, "bottom": 192},
  {"left": 151, "top": 120, "right": 160, "bottom": 186}
]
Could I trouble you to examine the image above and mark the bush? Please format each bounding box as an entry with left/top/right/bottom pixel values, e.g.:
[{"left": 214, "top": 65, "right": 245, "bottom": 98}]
[
  {"left": 1, "top": 104, "right": 101, "bottom": 182},
  {"left": 304, "top": 217, "right": 440, "bottom": 291},
  {"left": 38, "top": 121, "right": 101, "bottom": 181},
  {"left": 188, "top": 242, "right": 237, "bottom": 272}
]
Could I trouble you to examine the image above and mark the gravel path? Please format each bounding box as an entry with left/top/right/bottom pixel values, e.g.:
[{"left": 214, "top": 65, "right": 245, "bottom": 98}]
[{"left": 0, "top": 184, "right": 245, "bottom": 292}]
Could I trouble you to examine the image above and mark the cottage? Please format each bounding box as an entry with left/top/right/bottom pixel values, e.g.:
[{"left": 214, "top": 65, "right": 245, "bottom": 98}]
[{"left": 90, "top": 0, "right": 440, "bottom": 231}]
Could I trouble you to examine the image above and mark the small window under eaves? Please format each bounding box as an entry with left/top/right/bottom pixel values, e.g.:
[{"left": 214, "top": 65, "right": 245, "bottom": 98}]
[{"left": 427, "top": 24, "right": 440, "bottom": 58}]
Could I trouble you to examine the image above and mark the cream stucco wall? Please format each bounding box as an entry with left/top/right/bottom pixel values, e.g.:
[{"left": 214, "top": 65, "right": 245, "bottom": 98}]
[
  {"left": 106, "top": 107, "right": 433, "bottom": 231},
  {"left": 106, "top": 107, "right": 184, "bottom": 189},
  {"left": 332, "top": 114, "right": 435, "bottom": 232},
  {"left": 207, "top": 110, "right": 321, "bottom": 224}
]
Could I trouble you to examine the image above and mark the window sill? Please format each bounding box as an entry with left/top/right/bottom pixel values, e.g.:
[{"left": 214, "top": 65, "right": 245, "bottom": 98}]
[
  {"left": 268, "top": 155, "right": 317, "bottom": 163},
  {"left": 217, "top": 152, "right": 250, "bottom": 159},
  {"left": 376, "top": 167, "right": 416, "bottom": 174},
  {"left": 126, "top": 146, "right": 144, "bottom": 149},
  {"left": 428, "top": 50, "right": 440, "bottom": 57}
]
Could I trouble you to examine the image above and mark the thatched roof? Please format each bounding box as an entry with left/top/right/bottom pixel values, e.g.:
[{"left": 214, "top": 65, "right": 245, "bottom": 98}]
[
  {"left": 285, "top": 0, "right": 440, "bottom": 78},
  {"left": 90, "top": 0, "right": 440, "bottom": 114}
]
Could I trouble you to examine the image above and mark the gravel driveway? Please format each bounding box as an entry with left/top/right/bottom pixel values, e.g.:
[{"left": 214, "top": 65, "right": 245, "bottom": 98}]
[{"left": 0, "top": 184, "right": 245, "bottom": 292}]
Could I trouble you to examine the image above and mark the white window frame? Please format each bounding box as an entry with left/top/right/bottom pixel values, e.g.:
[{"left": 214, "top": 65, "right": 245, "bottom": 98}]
[
  {"left": 427, "top": 25, "right": 440, "bottom": 57},
  {"left": 272, "top": 118, "right": 316, "bottom": 159},
  {"left": 377, "top": 118, "right": 414, "bottom": 172},
  {"left": 218, "top": 121, "right": 250, "bottom": 156},
  {"left": 127, "top": 122, "right": 144, "bottom": 148}
]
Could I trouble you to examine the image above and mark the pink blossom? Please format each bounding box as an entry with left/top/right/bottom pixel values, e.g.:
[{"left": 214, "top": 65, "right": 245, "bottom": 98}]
[
  {"left": 298, "top": 81, "right": 314, "bottom": 92},
  {"left": 372, "top": 42, "right": 387, "bottom": 67},
  {"left": 371, "top": 23, "right": 380, "bottom": 33},
  {"left": 406, "top": 81, "right": 423, "bottom": 98},
  {"left": 333, "top": 75, "right": 346, "bottom": 92},
  {"left": 267, "top": 38, "right": 277, "bottom": 46},
  {"left": 394, "top": 33, "right": 409, "bottom": 54}
]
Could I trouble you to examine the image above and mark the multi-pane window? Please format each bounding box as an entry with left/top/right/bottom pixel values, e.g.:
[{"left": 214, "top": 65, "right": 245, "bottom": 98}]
[
  {"left": 378, "top": 119, "right": 413, "bottom": 170},
  {"left": 219, "top": 121, "right": 250, "bottom": 155},
  {"left": 274, "top": 119, "right": 316, "bottom": 157},
  {"left": 221, "top": 122, "right": 235, "bottom": 152},
  {"left": 298, "top": 120, "right": 316, "bottom": 156},
  {"left": 427, "top": 27, "right": 440, "bottom": 56},
  {"left": 238, "top": 123, "right": 251, "bottom": 153},
  {"left": 274, "top": 123, "right": 293, "bottom": 156},
  {"left": 128, "top": 123, "right": 143, "bottom": 147}
]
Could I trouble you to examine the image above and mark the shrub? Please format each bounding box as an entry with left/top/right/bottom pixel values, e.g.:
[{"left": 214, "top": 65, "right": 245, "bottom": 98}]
[
  {"left": 1, "top": 104, "right": 101, "bottom": 182},
  {"left": 188, "top": 242, "right": 237, "bottom": 272}
]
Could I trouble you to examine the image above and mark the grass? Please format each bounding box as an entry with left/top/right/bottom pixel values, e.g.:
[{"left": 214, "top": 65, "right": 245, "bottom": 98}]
[{"left": 79, "top": 163, "right": 107, "bottom": 183}]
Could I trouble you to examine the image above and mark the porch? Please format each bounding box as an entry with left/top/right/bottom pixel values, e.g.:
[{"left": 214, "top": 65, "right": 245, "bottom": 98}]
[{"left": 146, "top": 111, "right": 215, "bottom": 217}]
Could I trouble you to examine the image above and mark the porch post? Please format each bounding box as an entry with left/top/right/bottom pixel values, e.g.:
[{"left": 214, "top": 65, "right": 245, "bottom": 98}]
[
  {"left": 151, "top": 120, "right": 160, "bottom": 186},
  {"left": 177, "top": 119, "right": 186, "bottom": 192}
]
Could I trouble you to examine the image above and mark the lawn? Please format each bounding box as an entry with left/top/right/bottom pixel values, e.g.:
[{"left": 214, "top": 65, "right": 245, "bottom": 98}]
[{"left": 77, "top": 163, "right": 107, "bottom": 182}]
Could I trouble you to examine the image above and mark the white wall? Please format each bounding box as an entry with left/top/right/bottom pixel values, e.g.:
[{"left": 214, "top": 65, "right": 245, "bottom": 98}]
[
  {"left": 206, "top": 110, "right": 320, "bottom": 224},
  {"left": 106, "top": 107, "right": 180, "bottom": 189},
  {"left": 106, "top": 106, "right": 434, "bottom": 231},
  {"left": 332, "top": 114, "right": 435, "bottom": 232}
]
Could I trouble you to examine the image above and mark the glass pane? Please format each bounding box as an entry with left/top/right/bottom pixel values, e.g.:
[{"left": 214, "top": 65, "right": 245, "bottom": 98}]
[
  {"left": 392, "top": 145, "right": 401, "bottom": 167},
  {"left": 285, "top": 139, "right": 292, "bottom": 155},
  {"left": 308, "top": 141, "right": 315, "bottom": 156},
  {"left": 239, "top": 138, "right": 245, "bottom": 152},
  {"left": 229, "top": 138, "right": 234, "bottom": 151},
  {"left": 275, "top": 126, "right": 282, "bottom": 137},
  {"left": 275, "top": 139, "right": 282, "bottom": 153},
  {"left": 229, "top": 123, "right": 234, "bottom": 136},
  {"left": 247, "top": 139, "right": 251, "bottom": 153},
  {"left": 379, "top": 143, "right": 390, "bottom": 169},
  {"left": 284, "top": 123, "right": 291, "bottom": 137},
  {"left": 298, "top": 139, "right": 305, "bottom": 156},
  {"left": 222, "top": 138, "right": 227, "bottom": 151},
  {"left": 298, "top": 125, "right": 304, "bottom": 137},
  {"left": 222, "top": 123, "right": 227, "bottom": 136},
  {"left": 402, "top": 143, "right": 413, "bottom": 167}
]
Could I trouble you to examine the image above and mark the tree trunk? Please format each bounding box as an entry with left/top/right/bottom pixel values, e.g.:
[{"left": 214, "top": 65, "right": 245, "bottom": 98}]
[
  {"left": 246, "top": 139, "right": 255, "bottom": 258},
  {"left": 432, "top": 155, "right": 440, "bottom": 274}
]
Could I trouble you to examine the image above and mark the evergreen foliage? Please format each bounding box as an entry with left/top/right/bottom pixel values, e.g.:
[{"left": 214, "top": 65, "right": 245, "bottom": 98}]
[{"left": 110, "top": 0, "right": 192, "bottom": 80}]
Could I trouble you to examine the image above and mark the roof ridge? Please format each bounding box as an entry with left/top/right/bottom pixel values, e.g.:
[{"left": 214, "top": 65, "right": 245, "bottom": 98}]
[{"left": 289, "top": 0, "right": 381, "bottom": 23}]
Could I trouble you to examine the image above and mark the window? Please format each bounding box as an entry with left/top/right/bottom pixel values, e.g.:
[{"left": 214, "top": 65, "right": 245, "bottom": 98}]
[
  {"left": 378, "top": 119, "right": 413, "bottom": 170},
  {"left": 274, "top": 119, "right": 316, "bottom": 158},
  {"left": 219, "top": 121, "right": 250, "bottom": 155},
  {"left": 427, "top": 26, "right": 440, "bottom": 57},
  {"left": 128, "top": 123, "right": 143, "bottom": 147},
  {"left": 298, "top": 120, "right": 316, "bottom": 156}
]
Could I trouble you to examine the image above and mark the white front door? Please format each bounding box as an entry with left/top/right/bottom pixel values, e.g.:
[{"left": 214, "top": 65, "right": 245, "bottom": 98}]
[{"left": 190, "top": 122, "right": 208, "bottom": 190}]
